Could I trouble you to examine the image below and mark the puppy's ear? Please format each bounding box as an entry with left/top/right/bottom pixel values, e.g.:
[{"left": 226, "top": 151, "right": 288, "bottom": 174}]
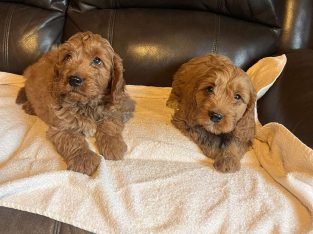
[
  {"left": 110, "top": 53, "right": 125, "bottom": 103},
  {"left": 52, "top": 46, "right": 64, "bottom": 81},
  {"left": 233, "top": 86, "right": 256, "bottom": 143},
  {"left": 179, "top": 81, "right": 199, "bottom": 127}
]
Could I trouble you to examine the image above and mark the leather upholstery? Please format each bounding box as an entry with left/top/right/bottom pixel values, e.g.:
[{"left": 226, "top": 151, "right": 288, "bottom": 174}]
[
  {"left": 64, "top": 0, "right": 313, "bottom": 86},
  {"left": 278, "top": 0, "right": 313, "bottom": 52},
  {"left": 0, "top": 1, "right": 67, "bottom": 74},
  {"left": 70, "top": 0, "right": 283, "bottom": 26},
  {"left": 258, "top": 49, "right": 313, "bottom": 149},
  {"left": 1, "top": 0, "right": 312, "bottom": 83},
  {"left": 65, "top": 7, "right": 279, "bottom": 86},
  {"left": 0, "top": 0, "right": 67, "bottom": 11},
  {"left": 0, "top": 206, "right": 93, "bottom": 234}
]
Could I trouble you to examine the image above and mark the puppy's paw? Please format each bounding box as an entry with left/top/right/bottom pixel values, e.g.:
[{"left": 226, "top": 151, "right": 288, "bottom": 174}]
[
  {"left": 67, "top": 151, "right": 100, "bottom": 176},
  {"left": 213, "top": 157, "right": 240, "bottom": 173},
  {"left": 99, "top": 138, "right": 127, "bottom": 160}
]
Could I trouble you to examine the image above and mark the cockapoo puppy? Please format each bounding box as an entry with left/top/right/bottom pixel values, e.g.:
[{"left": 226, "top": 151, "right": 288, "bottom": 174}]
[
  {"left": 167, "top": 54, "right": 256, "bottom": 173},
  {"left": 16, "top": 31, "right": 135, "bottom": 175}
]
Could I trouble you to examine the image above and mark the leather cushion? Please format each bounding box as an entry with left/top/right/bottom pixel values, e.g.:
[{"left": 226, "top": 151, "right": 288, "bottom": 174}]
[
  {"left": 0, "top": 2, "right": 66, "bottom": 74},
  {"left": 0, "top": 0, "right": 67, "bottom": 12},
  {"left": 70, "top": 0, "right": 283, "bottom": 27},
  {"left": 258, "top": 49, "right": 313, "bottom": 148},
  {"left": 64, "top": 8, "right": 279, "bottom": 86}
]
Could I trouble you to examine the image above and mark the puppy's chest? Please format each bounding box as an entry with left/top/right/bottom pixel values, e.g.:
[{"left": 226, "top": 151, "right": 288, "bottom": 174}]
[
  {"left": 193, "top": 126, "right": 233, "bottom": 149},
  {"left": 54, "top": 104, "right": 107, "bottom": 137}
]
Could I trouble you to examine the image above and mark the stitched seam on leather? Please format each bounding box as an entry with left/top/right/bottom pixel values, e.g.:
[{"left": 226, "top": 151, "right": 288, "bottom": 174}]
[
  {"left": 108, "top": 10, "right": 116, "bottom": 45},
  {"left": 211, "top": 15, "right": 216, "bottom": 53},
  {"left": 2, "top": 12, "right": 6, "bottom": 68},
  {"left": 107, "top": 11, "right": 112, "bottom": 43},
  {"left": 111, "top": 10, "right": 116, "bottom": 47},
  {"left": 211, "top": 14, "right": 220, "bottom": 53},
  {"left": 216, "top": 15, "right": 220, "bottom": 53},
  {"left": 53, "top": 220, "right": 61, "bottom": 234},
  {"left": 3, "top": 5, "right": 14, "bottom": 70},
  {"left": 211, "top": 0, "right": 221, "bottom": 53},
  {"left": 2, "top": 9, "right": 8, "bottom": 68},
  {"left": 6, "top": 6, "right": 14, "bottom": 70}
]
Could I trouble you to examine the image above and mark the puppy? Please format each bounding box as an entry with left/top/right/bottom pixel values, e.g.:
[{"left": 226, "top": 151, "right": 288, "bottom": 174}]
[
  {"left": 16, "top": 31, "right": 135, "bottom": 175},
  {"left": 167, "top": 54, "right": 256, "bottom": 173}
]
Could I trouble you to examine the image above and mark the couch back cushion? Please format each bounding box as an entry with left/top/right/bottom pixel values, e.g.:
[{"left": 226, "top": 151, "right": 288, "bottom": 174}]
[
  {"left": 64, "top": 0, "right": 313, "bottom": 86},
  {"left": 0, "top": 0, "right": 312, "bottom": 86}
]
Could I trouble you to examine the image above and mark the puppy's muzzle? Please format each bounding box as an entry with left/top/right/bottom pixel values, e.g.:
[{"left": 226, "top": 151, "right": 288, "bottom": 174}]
[
  {"left": 68, "top": 75, "right": 83, "bottom": 87},
  {"left": 209, "top": 111, "right": 224, "bottom": 123}
]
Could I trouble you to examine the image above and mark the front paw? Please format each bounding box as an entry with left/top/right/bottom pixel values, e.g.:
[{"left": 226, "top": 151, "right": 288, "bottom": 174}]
[
  {"left": 67, "top": 150, "right": 100, "bottom": 176},
  {"left": 213, "top": 157, "right": 240, "bottom": 173},
  {"left": 99, "top": 138, "right": 127, "bottom": 160}
]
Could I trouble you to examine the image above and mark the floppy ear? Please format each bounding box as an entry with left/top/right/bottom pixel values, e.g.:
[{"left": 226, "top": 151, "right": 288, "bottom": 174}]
[
  {"left": 178, "top": 80, "right": 199, "bottom": 127},
  {"left": 233, "top": 87, "right": 256, "bottom": 143},
  {"left": 111, "top": 53, "right": 125, "bottom": 103},
  {"left": 52, "top": 46, "right": 65, "bottom": 81}
]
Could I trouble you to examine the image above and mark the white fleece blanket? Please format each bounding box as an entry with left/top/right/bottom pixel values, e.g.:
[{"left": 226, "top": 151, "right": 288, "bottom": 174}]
[{"left": 0, "top": 70, "right": 313, "bottom": 233}]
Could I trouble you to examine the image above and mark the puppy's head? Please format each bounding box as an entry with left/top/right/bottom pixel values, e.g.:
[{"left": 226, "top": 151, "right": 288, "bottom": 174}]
[
  {"left": 180, "top": 54, "right": 256, "bottom": 135},
  {"left": 53, "top": 31, "right": 124, "bottom": 104}
]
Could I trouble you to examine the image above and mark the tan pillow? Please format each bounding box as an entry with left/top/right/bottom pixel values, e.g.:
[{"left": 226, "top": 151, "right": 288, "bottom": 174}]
[
  {"left": 247, "top": 54, "right": 287, "bottom": 100},
  {"left": 246, "top": 54, "right": 287, "bottom": 123}
]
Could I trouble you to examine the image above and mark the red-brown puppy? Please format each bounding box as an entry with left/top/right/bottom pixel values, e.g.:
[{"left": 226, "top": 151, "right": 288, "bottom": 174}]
[
  {"left": 167, "top": 54, "right": 256, "bottom": 173},
  {"left": 16, "top": 31, "right": 135, "bottom": 175}
]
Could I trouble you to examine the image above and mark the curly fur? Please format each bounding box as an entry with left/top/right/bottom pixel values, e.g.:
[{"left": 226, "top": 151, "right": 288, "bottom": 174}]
[
  {"left": 167, "top": 54, "right": 256, "bottom": 173},
  {"left": 16, "top": 31, "right": 135, "bottom": 175}
]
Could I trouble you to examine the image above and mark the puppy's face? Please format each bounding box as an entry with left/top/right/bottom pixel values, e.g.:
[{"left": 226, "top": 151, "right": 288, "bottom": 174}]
[
  {"left": 183, "top": 55, "right": 255, "bottom": 135},
  {"left": 53, "top": 32, "right": 115, "bottom": 103},
  {"left": 196, "top": 69, "right": 253, "bottom": 134}
]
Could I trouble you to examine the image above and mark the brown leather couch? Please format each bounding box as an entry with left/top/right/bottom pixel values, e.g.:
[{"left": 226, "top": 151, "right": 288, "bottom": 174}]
[{"left": 0, "top": 0, "right": 312, "bottom": 233}]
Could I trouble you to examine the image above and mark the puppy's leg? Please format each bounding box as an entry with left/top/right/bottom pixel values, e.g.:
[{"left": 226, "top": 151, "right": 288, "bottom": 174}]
[
  {"left": 173, "top": 112, "right": 242, "bottom": 173},
  {"left": 213, "top": 141, "right": 247, "bottom": 173},
  {"left": 47, "top": 128, "right": 100, "bottom": 175},
  {"left": 95, "top": 120, "right": 127, "bottom": 160},
  {"left": 172, "top": 113, "right": 220, "bottom": 157}
]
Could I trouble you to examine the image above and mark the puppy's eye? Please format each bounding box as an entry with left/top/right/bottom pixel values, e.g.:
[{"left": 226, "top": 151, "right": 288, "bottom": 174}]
[
  {"left": 92, "top": 57, "right": 102, "bottom": 65},
  {"left": 207, "top": 86, "right": 214, "bottom": 93},
  {"left": 63, "top": 53, "right": 72, "bottom": 62},
  {"left": 234, "top": 94, "right": 241, "bottom": 100}
]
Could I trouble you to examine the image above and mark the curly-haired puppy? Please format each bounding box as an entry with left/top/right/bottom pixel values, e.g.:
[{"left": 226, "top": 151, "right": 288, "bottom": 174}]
[
  {"left": 167, "top": 54, "right": 256, "bottom": 173},
  {"left": 16, "top": 31, "right": 135, "bottom": 175}
]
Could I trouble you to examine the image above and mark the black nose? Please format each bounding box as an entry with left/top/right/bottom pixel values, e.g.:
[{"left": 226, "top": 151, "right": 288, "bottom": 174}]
[
  {"left": 68, "top": 76, "right": 83, "bottom": 87},
  {"left": 209, "top": 111, "right": 224, "bottom": 123}
]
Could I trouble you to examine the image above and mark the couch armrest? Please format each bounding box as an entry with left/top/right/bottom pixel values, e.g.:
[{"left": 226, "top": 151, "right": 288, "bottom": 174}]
[{"left": 257, "top": 49, "right": 313, "bottom": 148}]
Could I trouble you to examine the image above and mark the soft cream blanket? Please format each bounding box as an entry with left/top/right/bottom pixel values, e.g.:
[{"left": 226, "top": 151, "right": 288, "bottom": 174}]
[{"left": 0, "top": 71, "right": 312, "bottom": 233}]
